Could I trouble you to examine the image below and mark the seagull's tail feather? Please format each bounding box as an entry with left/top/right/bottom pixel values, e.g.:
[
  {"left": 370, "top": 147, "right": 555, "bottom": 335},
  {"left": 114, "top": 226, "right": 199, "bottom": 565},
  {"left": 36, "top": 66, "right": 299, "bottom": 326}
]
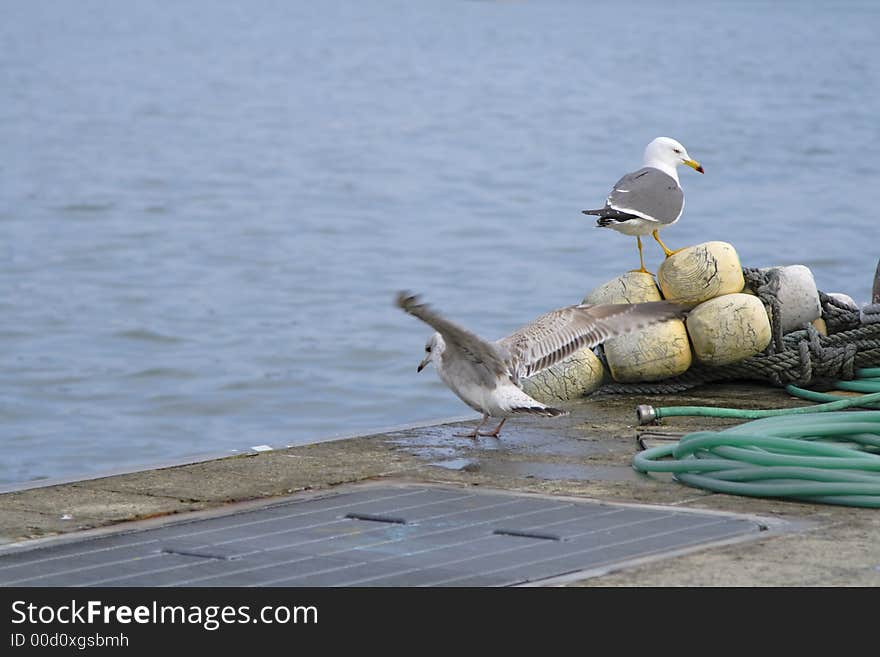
[
  {"left": 511, "top": 406, "right": 568, "bottom": 417},
  {"left": 582, "top": 209, "right": 618, "bottom": 228},
  {"left": 503, "top": 385, "right": 568, "bottom": 417},
  {"left": 584, "top": 208, "right": 640, "bottom": 226}
]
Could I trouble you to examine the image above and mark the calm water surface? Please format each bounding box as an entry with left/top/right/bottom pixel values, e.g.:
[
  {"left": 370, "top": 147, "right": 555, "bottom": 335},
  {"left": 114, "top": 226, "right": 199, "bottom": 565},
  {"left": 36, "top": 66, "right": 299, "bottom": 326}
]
[{"left": 2, "top": 0, "right": 879, "bottom": 484}]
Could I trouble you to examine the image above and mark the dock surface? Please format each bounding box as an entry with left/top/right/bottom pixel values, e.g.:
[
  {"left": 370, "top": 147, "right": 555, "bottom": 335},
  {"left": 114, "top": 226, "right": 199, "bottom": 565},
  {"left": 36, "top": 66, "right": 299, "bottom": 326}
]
[{"left": 2, "top": 384, "right": 878, "bottom": 586}]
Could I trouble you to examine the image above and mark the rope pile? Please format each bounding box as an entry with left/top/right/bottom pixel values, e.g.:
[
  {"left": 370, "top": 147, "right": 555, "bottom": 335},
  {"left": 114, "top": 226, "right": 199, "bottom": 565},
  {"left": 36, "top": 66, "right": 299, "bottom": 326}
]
[{"left": 597, "top": 267, "right": 880, "bottom": 395}]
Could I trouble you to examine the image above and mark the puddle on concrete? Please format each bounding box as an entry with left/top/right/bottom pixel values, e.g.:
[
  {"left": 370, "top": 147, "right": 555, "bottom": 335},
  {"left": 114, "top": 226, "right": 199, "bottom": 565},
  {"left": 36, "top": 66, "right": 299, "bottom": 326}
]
[
  {"left": 478, "top": 460, "right": 645, "bottom": 482},
  {"left": 428, "top": 458, "right": 480, "bottom": 472},
  {"left": 402, "top": 446, "right": 459, "bottom": 460},
  {"left": 388, "top": 422, "right": 604, "bottom": 457},
  {"left": 387, "top": 426, "right": 502, "bottom": 462},
  {"left": 388, "top": 421, "right": 621, "bottom": 480},
  {"left": 513, "top": 434, "right": 608, "bottom": 457}
]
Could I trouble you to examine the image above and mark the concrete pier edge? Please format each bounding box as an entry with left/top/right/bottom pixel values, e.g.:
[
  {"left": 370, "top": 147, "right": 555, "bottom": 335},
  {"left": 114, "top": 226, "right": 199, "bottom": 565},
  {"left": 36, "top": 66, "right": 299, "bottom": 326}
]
[{"left": 2, "top": 384, "right": 879, "bottom": 586}]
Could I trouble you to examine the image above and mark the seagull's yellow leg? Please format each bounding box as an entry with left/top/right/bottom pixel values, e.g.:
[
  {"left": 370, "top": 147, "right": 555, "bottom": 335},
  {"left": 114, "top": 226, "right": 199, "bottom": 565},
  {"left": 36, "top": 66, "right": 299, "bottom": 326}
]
[
  {"left": 629, "top": 236, "right": 652, "bottom": 274},
  {"left": 652, "top": 229, "right": 680, "bottom": 258}
]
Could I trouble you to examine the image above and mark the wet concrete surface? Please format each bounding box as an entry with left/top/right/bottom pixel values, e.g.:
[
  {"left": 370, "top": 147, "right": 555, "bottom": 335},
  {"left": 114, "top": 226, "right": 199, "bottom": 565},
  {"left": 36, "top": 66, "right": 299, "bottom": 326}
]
[{"left": 2, "top": 383, "right": 880, "bottom": 586}]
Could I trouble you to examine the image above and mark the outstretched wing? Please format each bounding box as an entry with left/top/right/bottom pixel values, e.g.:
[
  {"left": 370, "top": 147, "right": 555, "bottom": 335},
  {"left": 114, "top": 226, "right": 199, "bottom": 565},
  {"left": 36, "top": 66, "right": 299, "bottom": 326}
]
[
  {"left": 497, "top": 301, "right": 687, "bottom": 380},
  {"left": 395, "top": 291, "right": 510, "bottom": 378}
]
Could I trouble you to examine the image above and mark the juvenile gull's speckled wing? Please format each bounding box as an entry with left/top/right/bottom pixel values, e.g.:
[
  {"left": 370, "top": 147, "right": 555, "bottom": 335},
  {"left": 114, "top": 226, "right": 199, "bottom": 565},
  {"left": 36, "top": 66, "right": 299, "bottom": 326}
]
[
  {"left": 497, "top": 301, "right": 687, "bottom": 381},
  {"left": 396, "top": 292, "right": 509, "bottom": 379}
]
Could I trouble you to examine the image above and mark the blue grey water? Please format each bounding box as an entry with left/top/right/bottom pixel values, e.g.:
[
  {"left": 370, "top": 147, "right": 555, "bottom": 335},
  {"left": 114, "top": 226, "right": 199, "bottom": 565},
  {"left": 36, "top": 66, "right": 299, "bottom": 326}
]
[{"left": 2, "top": 0, "right": 878, "bottom": 486}]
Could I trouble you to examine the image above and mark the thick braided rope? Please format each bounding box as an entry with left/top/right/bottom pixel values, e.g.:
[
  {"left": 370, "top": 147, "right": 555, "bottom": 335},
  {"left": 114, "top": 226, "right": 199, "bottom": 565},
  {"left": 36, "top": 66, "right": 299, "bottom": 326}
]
[
  {"left": 863, "top": 303, "right": 880, "bottom": 325},
  {"left": 819, "top": 291, "right": 863, "bottom": 333},
  {"left": 743, "top": 267, "right": 785, "bottom": 353}
]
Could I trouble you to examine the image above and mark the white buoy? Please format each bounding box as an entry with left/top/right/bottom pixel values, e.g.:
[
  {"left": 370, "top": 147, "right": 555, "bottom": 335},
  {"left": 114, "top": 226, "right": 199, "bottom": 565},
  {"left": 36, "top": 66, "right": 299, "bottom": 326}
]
[
  {"left": 752, "top": 265, "right": 822, "bottom": 333},
  {"left": 686, "top": 293, "right": 772, "bottom": 366},
  {"left": 825, "top": 292, "right": 858, "bottom": 310},
  {"left": 583, "top": 271, "right": 692, "bottom": 382},
  {"left": 657, "top": 241, "right": 744, "bottom": 304}
]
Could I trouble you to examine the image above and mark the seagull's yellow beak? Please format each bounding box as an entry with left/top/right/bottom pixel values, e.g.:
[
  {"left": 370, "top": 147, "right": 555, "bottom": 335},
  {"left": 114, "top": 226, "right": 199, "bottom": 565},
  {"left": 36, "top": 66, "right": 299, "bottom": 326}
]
[
  {"left": 684, "top": 159, "right": 704, "bottom": 174},
  {"left": 417, "top": 355, "right": 431, "bottom": 373}
]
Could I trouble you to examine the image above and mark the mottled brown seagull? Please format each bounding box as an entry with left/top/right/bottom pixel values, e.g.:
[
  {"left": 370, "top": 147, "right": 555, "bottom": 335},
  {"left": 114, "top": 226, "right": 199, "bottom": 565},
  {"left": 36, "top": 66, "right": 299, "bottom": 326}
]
[{"left": 396, "top": 291, "right": 687, "bottom": 438}]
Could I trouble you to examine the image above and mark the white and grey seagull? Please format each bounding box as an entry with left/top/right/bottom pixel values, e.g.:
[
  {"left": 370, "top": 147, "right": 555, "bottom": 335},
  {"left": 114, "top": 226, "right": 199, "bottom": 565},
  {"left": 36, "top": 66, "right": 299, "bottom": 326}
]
[
  {"left": 396, "top": 291, "right": 687, "bottom": 438},
  {"left": 582, "top": 137, "right": 704, "bottom": 274}
]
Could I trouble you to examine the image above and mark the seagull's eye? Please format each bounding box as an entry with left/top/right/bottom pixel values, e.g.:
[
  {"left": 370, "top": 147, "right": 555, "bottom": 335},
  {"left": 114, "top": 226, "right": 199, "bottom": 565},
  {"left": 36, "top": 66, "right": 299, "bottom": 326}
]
[
  {"left": 673, "top": 148, "right": 682, "bottom": 154},
  {"left": 425, "top": 346, "right": 431, "bottom": 353}
]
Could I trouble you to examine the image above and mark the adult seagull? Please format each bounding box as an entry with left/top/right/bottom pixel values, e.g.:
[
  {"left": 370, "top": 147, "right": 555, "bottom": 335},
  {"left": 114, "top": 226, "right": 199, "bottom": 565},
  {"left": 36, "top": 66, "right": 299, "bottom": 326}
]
[
  {"left": 582, "top": 137, "right": 704, "bottom": 274},
  {"left": 396, "top": 292, "right": 687, "bottom": 438}
]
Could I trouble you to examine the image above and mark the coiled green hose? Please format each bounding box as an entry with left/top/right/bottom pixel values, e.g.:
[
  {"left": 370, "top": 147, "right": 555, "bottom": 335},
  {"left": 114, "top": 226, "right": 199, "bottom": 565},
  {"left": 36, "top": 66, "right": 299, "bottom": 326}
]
[{"left": 633, "top": 369, "right": 880, "bottom": 507}]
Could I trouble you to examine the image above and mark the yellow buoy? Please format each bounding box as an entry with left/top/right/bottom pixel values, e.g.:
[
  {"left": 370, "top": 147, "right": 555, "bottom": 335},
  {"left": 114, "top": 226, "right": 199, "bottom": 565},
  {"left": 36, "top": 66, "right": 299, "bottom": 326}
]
[
  {"left": 686, "top": 293, "right": 771, "bottom": 366},
  {"left": 658, "top": 241, "right": 744, "bottom": 304},
  {"left": 584, "top": 270, "right": 663, "bottom": 305},
  {"left": 583, "top": 272, "right": 692, "bottom": 382},
  {"left": 522, "top": 347, "right": 606, "bottom": 404}
]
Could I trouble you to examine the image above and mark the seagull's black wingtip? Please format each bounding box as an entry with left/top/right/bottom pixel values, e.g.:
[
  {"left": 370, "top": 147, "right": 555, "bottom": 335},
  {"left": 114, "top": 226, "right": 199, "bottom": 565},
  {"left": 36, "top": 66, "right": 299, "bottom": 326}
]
[{"left": 395, "top": 290, "right": 421, "bottom": 312}]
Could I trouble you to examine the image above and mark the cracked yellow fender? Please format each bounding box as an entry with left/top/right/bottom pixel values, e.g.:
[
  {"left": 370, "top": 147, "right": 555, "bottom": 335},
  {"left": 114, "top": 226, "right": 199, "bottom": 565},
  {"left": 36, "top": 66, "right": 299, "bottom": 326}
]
[
  {"left": 582, "top": 271, "right": 691, "bottom": 383},
  {"left": 521, "top": 347, "right": 606, "bottom": 405},
  {"left": 657, "top": 241, "right": 744, "bottom": 304},
  {"left": 686, "top": 293, "right": 772, "bottom": 366}
]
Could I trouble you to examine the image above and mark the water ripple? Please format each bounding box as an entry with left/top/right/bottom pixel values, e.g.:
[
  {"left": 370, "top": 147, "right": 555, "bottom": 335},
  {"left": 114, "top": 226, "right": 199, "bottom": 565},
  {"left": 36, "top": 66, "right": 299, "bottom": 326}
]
[{"left": 112, "top": 329, "right": 185, "bottom": 344}]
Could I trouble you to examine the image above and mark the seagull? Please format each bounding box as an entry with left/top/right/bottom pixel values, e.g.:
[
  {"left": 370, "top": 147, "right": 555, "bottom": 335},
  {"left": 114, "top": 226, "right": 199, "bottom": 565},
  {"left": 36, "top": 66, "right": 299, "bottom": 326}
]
[
  {"left": 396, "top": 291, "right": 687, "bottom": 438},
  {"left": 582, "top": 137, "right": 704, "bottom": 275}
]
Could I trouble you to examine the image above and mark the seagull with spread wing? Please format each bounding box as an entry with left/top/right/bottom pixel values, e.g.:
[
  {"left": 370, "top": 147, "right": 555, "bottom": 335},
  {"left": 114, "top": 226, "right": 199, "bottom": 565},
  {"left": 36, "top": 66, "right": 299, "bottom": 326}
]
[{"left": 396, "top": 292, "right": 687, "bottom": 438}]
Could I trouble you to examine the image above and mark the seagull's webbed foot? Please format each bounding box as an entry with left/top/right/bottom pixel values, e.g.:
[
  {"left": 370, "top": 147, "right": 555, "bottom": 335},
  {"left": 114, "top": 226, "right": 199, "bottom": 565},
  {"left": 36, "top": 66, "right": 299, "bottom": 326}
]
[
  {"left": 477, "top": 418, "right": 506, "bottom": 439},
  {"left": 456, "top": 414, "right": 489, "bottom": 439}
]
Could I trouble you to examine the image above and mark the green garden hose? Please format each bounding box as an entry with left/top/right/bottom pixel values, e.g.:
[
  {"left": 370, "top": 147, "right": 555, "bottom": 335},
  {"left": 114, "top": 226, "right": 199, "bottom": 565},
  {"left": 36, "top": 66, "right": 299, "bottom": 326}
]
[
  {"left": 633, "top": 369, "right": 880, "bottom": 507},
  {"left": 636, "top": 368, "right": 880, "bottom": 423},
  {"left": 784, "top": 386, "right": 880, "bottom": 409}
]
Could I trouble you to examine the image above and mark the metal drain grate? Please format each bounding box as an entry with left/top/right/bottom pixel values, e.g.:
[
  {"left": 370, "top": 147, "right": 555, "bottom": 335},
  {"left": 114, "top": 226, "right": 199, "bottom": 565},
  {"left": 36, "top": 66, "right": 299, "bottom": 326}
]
[{"left": 0, "top": 485, "right": 762, "bottom": 586}]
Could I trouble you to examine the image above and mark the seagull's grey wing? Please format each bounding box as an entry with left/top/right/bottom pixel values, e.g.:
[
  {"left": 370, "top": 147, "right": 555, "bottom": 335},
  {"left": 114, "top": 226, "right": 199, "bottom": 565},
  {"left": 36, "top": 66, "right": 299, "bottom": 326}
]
[
  {"left": 396, "top": 291, "right": 510, "bottom": 378},
  {"left": 497, "top": 301, "right": 687, "bottom": 380},
  {"left": 605, "top": 167, "right": 683, "bottom": 224}
]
